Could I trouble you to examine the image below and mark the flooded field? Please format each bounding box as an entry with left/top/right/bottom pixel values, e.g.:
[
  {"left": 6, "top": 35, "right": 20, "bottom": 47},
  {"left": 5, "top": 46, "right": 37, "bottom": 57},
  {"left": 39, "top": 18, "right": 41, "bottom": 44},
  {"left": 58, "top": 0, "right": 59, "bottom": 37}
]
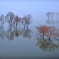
[{"left": 0, "top": 0, "right": 59, "bottom": 59}]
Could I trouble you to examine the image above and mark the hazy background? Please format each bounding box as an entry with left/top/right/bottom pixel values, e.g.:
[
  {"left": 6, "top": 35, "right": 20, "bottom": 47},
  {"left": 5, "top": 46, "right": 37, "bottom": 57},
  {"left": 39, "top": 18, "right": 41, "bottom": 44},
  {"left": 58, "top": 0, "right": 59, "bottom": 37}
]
[
  {"left": 0, "top": 0, "right": 59, "bottom": 26},
  {"left": 0, "top": 0, "right": 59, "bottom": 58}
]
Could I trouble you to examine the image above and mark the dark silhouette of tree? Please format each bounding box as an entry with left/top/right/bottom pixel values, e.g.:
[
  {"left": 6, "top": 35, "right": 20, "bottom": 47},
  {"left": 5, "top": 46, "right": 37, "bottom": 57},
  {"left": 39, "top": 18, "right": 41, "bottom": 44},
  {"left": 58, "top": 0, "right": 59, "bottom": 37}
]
[
  {"left": 21, "top": 14, "right": 32, "bottom": 29},
  {"left": 6, "top": 12, "right": 14, "bottom": 22},
  {"left": 0, "top": 26, "right": 5, "bottom": 39},
  {"left": 14, "top": 15, "right": 21, "bottom": 28},
  {"left": 5, "top": 12, "right": 14, "bottom": 27},
  {"left": 46, "top": 12, "right": 51, "bottom": 23},
  {"left": 0, "top": 15, "right": 5, "bottom": 27},
  {"left": 21, "top": 16, "right": 27, "bottom": 29},
  {"left": 51, "top": 12, "right": 54, "bottom": 23},
  {"left": 56, "top": 12, "right": 59, "bottom": 22},
  {"left": 25, "top": 14, "right": 32, "bottom": 29}
]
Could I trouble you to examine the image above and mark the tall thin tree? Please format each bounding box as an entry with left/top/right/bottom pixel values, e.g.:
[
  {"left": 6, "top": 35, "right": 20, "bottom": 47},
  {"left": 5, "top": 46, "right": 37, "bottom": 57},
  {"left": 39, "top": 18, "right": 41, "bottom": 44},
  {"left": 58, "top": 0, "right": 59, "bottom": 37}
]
[{"left": 46, "top": 12, "right": 51, "bottom": 23}]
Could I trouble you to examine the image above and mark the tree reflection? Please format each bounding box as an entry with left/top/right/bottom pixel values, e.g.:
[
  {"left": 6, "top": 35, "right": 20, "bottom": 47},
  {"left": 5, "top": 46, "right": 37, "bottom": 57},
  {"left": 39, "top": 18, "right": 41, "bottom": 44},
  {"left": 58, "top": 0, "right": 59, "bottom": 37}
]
[
  {"left": 13, "top": 27, "right": 22, "bottom": 37},
  {"left": 22, "top": 27, "right": 32, "bottom": 39},
  {"left": 36, "top": 38, "right": 59, "bottom": 51},
  {"left": 0, "top": 25, "right": 32, "bottom": 40},
  {"left": 5, "top": 26, "right": 21, "bottom": 40},
  {"left": 5, "top": 26, "right": 14, "bottom": 40}
]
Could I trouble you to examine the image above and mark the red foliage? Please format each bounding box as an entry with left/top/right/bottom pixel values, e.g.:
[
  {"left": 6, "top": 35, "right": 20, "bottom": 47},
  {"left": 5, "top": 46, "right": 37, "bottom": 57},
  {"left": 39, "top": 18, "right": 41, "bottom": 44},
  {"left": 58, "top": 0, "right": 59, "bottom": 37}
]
[
  {"left": 14, "top": 16, "right": 21, "bottom": 26},
  {"left": 36, "top": 25, "right": 59, "bottom": 39},
  {"left": 21, "top": 14, "right": 32, "bottom": 25},
  {"left": 36, "top": 26, "right": 49, "bottom": 34}
]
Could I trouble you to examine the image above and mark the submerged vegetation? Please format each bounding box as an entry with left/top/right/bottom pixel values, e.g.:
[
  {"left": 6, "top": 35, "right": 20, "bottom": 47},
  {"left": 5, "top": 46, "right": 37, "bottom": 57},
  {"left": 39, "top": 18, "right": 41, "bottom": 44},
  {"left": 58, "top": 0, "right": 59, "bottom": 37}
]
[
  {"left": 0, "top": 11, "right": 59, "bottom": 51},
  {"left": 0, "top": 12, "right": 32, "bottom": 29}
]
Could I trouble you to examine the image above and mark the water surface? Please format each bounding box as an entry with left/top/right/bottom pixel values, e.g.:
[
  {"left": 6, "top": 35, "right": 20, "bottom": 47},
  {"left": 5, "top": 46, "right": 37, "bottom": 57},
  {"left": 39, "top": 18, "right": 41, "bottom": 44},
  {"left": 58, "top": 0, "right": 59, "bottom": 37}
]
[{"left": 0, "top": 0, "right": 59, "bottom": 58}]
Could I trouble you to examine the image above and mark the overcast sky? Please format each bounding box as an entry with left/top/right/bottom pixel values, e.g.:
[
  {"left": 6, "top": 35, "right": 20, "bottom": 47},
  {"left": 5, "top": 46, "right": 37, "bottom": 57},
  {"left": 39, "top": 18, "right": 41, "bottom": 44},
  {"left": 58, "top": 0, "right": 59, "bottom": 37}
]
[{"left": 0, "top": 0, "right": 59, "bottom": 16}]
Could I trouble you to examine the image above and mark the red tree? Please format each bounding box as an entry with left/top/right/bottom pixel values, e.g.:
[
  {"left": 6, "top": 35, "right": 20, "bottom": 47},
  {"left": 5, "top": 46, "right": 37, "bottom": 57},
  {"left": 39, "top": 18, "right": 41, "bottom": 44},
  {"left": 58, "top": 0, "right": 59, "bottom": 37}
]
[
  {"left": 36, "top": 25, "right": 59, "bottom": 40},
  {"left": 14, "top": 16, "right": 21, "bottom": 27}
]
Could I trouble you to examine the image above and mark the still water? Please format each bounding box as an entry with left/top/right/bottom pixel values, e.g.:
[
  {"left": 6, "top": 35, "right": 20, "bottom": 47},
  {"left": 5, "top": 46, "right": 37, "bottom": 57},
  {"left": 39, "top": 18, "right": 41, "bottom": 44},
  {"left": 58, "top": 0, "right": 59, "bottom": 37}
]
[
  {"left": 0, "top": 0, "right": 59, "bottom": 58},
  {"left": 0, "top": 18, "right": 59, "bottom": 59}
]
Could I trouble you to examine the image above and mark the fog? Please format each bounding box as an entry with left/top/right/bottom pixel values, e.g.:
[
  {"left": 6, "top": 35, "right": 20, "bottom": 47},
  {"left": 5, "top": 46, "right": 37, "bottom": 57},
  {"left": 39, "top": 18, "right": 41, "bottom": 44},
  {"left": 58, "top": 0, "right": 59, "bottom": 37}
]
[{"left": 0, "top": 0, "right": 59, "bottom": 58}]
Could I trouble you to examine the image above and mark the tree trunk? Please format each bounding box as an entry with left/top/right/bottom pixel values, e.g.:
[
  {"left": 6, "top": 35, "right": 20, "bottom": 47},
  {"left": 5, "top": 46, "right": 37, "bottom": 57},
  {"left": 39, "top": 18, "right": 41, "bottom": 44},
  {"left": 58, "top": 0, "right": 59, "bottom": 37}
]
[
  {"left": 48, "top": 16, "right": 50, "bottom": 22},
  {"left": 24, "top": 24, "right": 25, "bottom": 29},
  {"left": 43, "top": 34, "right": 44, "bottom": 39},
  {"left": 49, "top": 38, "right": 51, "bottom": 41},
  {"left": 16, "top": 23, "right": 17, "bottom": 28}
]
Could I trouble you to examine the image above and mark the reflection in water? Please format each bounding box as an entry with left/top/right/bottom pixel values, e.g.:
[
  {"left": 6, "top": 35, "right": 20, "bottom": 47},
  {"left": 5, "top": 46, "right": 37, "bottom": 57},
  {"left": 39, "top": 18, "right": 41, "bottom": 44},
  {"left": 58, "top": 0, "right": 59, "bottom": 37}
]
[
  {"left": 22, "top": 28, "right": 32, "bottom": 39},
  {"left": 0, "top": 25, "right": 32, "bottom": 40},
  {"left": 36, "top": 25, "right": 59, "bottom": 51},
  {"left": 13, "top": 27, "right": 21, "bottom": 37},
  {"left": 5, "top": 26, "right": 14, "bottom": 40},
  {"left": 0, "top": 26, "right": 5, "bottom": 39},
  {"left": 36, "top": 38, "right": 59, "bottom": 51}
]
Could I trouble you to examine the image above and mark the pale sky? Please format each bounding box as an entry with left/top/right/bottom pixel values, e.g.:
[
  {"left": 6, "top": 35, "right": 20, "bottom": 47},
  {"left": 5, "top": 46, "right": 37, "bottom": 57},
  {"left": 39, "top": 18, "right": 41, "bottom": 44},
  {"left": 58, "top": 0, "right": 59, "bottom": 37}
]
[
  {"left": 0, "top": 0, "right": 59, "bottom": 16},
  {"left": 0, "top": 0, "right": 59, "bottom": 26},
  {"left": 0, "top": 1, "right": 59, "bottom": 58}
]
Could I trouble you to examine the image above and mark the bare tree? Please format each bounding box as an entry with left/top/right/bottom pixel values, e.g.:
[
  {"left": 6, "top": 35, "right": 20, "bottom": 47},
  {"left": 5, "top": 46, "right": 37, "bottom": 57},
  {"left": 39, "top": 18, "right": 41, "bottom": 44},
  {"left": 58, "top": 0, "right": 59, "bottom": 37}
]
[
  {"left": 21, "top": 14, "right": 32, "bottom": 29},
  {"left": 14, "top": 15, "right": 21, "bottom": 28},
  {"left": 56, "top": 12, "right": 59, "bottom": 22},
  {"left": 0, "top": 15, "right": 5, "bottom": 27},
  {"left": 5, "top": 12, "right": 14, "bottom": 25},
  {"left": 25, "top": 14, "right": 32, "bottom": 29},
  {"left": 51, "top": 12, "right": 54, "bottom": 23},
  {"left": 46, "top": 12, "right": 51, "bottom": 23},
  {"left": 21, "top": 15, "right": 27, "bottom": 29}
]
